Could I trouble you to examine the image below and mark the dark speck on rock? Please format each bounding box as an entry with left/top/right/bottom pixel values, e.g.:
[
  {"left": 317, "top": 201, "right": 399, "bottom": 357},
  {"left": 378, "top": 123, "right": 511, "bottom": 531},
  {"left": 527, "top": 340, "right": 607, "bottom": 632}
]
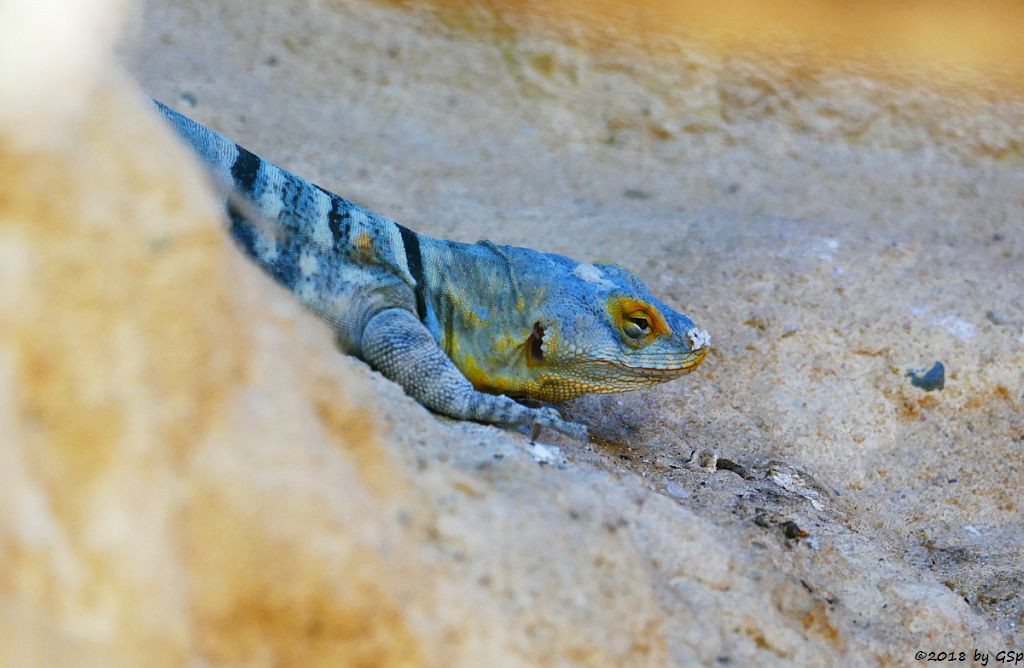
[
  {"left": 716, "top": 457, "right": 755, "bottom": 479},
  {"left": 623, "top": 188, "right": 652, "bottom": 200},
  {"left": 782, "top": 520, "right": 808, "bottom": 540},
  {"left": 265, "top": 55, "right": 279, "bottom": 66},
  {"left": 726, "top": 183, "right": 741, "bottom": 194},
  {"left": 907, "top": 361, "right": 945, "bottom": 391},
  {"left": 985, "top": 309, "right": 1012, "bottom": 326}
]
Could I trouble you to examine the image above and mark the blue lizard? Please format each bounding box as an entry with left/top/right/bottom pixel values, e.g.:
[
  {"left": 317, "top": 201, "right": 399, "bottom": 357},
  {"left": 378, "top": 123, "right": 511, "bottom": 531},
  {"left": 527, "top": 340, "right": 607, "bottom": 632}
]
[{"left": 154, "top": 100, "right": 709, "bottom": 439}]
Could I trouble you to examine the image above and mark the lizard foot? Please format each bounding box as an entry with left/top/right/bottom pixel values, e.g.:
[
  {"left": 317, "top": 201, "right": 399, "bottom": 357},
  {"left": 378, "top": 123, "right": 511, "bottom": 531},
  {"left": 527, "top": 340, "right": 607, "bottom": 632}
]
[{"left": 361, "top": 308, "right": 588, "bottom": 443}]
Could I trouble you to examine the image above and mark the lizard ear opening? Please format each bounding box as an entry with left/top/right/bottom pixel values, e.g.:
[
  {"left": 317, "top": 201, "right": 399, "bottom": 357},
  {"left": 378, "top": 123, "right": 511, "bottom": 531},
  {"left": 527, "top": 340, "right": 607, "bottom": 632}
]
[{"left": 526, "top": 322, "right": 545, "bottom": 366}]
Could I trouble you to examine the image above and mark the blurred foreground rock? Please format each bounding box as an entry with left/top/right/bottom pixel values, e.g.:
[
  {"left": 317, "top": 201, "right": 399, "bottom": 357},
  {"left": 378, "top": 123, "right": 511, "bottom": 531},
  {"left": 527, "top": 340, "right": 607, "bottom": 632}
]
[{"left": 0, "top": 74, "right": 818, "bottom": 665}]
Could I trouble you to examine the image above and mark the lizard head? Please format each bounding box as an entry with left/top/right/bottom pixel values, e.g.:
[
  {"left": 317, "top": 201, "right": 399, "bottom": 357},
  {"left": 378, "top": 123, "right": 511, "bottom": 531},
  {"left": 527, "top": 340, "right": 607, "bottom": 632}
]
[{"left": 522, "top": 261, "right": 709, "bottom": 402}]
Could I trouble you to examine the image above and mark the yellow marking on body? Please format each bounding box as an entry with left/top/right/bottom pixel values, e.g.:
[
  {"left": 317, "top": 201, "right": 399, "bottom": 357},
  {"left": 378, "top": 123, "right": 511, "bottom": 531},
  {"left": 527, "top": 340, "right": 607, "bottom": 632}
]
[
  {"left": 493, "top": 334, "right": 521, "bottom": 354},
  {"left": 353, "top": 231, "right": 375, "bottom": 262},
  {"left": 444, "top": 289, "right": 488, "bottom": 328},
  {"left": 458, "top": 350, "right": 529, "bottom": 395},
  {"left": 449, "top": 333, "right": 537, "bottom": 396}
]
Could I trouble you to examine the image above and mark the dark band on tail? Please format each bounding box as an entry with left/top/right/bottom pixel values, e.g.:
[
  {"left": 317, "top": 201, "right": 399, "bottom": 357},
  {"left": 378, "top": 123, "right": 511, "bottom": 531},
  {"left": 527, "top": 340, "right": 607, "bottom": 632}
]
[
  {"left": 230, "top": 145, "right": 261, "bottom": 195},
  {"left": 397, "top": 224, "right": 427, "bottom": 320},
  {"left": 327, "top": 198, "right": 351, "bottom": 248}
]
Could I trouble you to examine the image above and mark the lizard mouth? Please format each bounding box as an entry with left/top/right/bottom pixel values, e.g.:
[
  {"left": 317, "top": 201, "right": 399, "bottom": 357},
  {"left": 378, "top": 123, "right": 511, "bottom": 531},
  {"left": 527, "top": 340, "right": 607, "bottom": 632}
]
[
  {"left": 679, "top": 345, "right": 708, "bottom": 373},
  {"left": 532, "top": 346, "right": 706, "bottom": 401},
  {"left": 626, "top": 345, "right": 708, "bottom": 378},
  {"left": 576, "top": 346, "right": 707, "bottom": 384}
]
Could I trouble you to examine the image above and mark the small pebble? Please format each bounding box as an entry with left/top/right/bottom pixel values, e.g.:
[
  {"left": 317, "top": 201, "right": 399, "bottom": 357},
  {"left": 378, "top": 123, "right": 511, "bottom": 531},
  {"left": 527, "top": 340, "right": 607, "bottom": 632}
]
[
  {"left": 529, "top": 442, "right": 562, "bottom": 465},
  {"left": 907, "top": 361, "right": 945, "bottom": 391},
  {"left": 687, "top": 448, "right": 718, "bottom": 471},
  {"left": 665, "top": 480, "right": 691, "bottom": 499},
  {"left": 767, "top": 463, "right": 826, "bottom": 510}
]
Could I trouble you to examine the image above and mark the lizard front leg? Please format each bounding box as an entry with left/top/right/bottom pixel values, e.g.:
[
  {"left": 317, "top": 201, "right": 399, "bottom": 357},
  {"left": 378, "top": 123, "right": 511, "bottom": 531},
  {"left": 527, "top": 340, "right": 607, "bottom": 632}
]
[{"left": 360, "top": 308, "right": 586, "bottom": 441}]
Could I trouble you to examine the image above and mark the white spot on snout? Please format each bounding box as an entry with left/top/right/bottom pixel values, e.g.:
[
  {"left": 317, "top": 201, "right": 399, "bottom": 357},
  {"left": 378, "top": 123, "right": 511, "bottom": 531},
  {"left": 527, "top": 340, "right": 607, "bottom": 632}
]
[
  {"left": 687, "top": 327, "right": 711, "bottom": 350},
  {"left": 572, "top": 263, "right": 614, "bottom": 287}
]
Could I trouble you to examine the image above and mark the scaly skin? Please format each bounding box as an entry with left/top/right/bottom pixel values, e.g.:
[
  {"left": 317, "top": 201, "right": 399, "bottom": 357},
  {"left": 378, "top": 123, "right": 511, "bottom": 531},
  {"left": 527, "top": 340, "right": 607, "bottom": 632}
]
[{"left": 154, "top": 100, "right": 709, "bottom": 439}]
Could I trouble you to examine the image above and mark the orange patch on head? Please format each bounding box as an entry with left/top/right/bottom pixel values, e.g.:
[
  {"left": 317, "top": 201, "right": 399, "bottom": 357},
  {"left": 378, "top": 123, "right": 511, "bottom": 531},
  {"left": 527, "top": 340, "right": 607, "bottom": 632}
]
[{"left": 608, "top": 297, "right": 671, "bottom": 336}]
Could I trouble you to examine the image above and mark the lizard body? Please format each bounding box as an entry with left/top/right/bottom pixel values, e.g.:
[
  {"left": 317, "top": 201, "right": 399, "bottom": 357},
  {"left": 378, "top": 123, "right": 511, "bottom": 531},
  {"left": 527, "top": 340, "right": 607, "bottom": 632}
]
[{"left": 154, "top": 100, "right": 709, "bottom": 438}]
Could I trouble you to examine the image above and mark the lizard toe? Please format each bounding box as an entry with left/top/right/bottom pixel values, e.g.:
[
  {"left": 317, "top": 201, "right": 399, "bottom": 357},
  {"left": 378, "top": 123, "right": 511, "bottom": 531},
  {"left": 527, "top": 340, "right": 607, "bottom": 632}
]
[{"left": 529, "top": 406, "right": 588, "bottom": 443}]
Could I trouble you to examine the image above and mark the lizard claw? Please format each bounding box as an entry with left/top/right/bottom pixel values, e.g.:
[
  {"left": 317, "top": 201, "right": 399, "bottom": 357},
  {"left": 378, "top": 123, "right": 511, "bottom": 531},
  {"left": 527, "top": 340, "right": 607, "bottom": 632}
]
[{"left": 528, "top": 406, "right": 588, "bottom": 443}]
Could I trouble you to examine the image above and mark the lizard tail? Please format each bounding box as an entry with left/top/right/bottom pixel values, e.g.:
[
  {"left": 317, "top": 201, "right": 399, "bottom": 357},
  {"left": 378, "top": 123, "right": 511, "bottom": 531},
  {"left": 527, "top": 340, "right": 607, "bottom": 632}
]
[{"left": 151, "top": 98, "right": 355, "bottom": 291}]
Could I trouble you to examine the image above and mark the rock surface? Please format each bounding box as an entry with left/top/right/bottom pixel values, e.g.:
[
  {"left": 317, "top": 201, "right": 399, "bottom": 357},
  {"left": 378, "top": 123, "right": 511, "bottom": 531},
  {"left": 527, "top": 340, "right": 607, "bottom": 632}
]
[{"left": 2, "top": 0, "right": 1021, "bottom": 665}]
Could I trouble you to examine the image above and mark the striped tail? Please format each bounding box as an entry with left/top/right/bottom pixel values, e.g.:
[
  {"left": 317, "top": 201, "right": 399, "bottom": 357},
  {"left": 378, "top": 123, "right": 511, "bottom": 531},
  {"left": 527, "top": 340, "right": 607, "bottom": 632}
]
[{"left": 152, "top": 99, "right": 364, "bottom": 291}]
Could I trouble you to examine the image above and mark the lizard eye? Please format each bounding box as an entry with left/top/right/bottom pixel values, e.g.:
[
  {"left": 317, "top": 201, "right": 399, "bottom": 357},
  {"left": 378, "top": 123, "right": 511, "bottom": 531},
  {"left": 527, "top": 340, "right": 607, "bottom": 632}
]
[
  {"left": 623, "top": 315, "right": 650, "bottom": 339},
  {"left": 608, "top": 296, "right": 669, "bottom": 345}
]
